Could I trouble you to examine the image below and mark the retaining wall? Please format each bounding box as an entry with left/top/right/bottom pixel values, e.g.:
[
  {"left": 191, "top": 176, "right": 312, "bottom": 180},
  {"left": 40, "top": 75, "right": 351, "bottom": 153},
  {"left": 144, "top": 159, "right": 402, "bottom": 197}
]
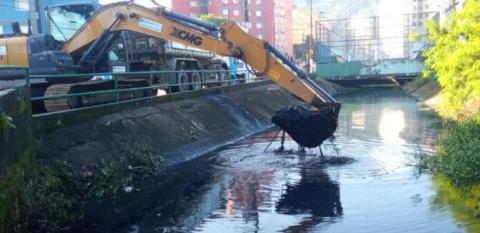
[
  {"left": 0, "top": 83, "right": 35, "bottom": 233},
  {"left": 37, "top": 84, "right": 301, "bottom": 166}
]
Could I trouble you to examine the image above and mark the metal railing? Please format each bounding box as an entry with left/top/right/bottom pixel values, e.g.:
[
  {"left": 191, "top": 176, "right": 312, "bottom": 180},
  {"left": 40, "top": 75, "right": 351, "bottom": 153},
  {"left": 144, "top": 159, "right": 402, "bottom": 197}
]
[
  {"left": 28, "top": 69, "right": 263, "bottom": 113},
  {"left": 0, "top": 66, "right": 29, "bottom": 86}
]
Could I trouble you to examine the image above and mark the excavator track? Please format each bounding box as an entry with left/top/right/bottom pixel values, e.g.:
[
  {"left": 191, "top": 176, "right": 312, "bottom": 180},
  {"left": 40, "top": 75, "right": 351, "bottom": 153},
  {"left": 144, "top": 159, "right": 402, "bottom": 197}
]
[
  {"left": 43, "top": 79, "right": 152, "bottom": 112},
  {"left": 44, "top": 84, "right": 79, "bottom": 112}
]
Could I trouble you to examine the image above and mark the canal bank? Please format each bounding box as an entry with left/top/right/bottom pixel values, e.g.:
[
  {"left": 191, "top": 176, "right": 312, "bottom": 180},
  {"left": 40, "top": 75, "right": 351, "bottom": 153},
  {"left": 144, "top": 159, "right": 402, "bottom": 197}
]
[
  {"left": 2, "top": 81, "right": 319, "bottom": 232},
  {"left": 404, "top": 78, "right": 480, "bottom": 232}
]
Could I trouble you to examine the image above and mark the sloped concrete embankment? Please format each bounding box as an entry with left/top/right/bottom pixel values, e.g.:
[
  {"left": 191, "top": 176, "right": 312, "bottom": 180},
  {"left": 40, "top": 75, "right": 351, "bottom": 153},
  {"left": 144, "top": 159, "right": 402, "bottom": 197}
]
[
  {"left": 38, "top": 84, "right": 300, "bottom": 166},
  {"left": 405, "top": 79, "right": 442, "bottom": 110}
]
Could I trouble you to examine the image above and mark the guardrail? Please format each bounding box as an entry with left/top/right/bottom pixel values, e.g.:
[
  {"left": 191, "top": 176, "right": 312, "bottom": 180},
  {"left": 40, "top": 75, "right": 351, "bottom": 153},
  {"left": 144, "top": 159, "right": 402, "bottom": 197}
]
[
  {"left": 0, "top": 66, "right": 29, "bottom": 86},
  {"left": 28, "top": 69, "right": 262, "bottom": 114}
]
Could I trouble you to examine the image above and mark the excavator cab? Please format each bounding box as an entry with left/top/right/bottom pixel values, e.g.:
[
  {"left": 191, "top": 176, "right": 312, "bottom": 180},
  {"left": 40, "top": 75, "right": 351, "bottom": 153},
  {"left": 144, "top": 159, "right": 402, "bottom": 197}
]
[{"left": 44, "top": 3, "right": 99, "bottom": 42}]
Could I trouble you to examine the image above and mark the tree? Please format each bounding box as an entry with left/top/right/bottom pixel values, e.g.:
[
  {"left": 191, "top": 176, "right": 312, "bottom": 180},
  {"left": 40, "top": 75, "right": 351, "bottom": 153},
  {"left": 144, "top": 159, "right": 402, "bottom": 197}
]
[
  {"left": 423, "top": 0, "right": 480, "bottom": 119},
  {"left": 198, "top": 14, "right": 232, "bottom": 26}
]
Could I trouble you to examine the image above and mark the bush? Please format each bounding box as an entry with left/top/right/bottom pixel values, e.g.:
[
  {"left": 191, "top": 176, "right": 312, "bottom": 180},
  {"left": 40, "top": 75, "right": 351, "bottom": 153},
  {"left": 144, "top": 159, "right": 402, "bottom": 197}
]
[
  {"left": 423, "top": 0, "right": 480, "bottom": 119},
  {"left": 431, "top": 120, "right": 480, "bottom": 186}
]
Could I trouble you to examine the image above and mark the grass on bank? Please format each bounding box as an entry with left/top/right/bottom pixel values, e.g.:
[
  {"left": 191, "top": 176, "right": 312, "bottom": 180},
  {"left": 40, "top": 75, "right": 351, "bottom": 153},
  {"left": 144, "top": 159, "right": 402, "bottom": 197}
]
[
  {"left": 419, "top": 0, "right": 480, "bottom": 187},
  {"left": 430, "top": 120, "right": 480, "bottom": 186},
  {"left": 10, "top": 139, "right": 163, "bottom": 232}
]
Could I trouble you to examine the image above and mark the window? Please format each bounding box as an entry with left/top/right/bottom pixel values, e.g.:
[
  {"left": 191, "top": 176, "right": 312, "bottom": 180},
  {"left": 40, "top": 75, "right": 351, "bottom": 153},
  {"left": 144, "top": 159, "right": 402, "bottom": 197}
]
[
  {"left": 256, "top": 22, "right": 262, "bottom": 28},
  {"left": 255, "top": 0, "right": 262, "bottom": 4},
  {"left": 190, "top": 1, "right": 198, "bottom": 7},
  {"left": 233, "top": 10, "right": 239, "bottom": 16},
  {"left": 48, "top": 4, "right": 96, "bottom": 41},
  {"left": 222, "top": 9, "right": 228, "bottom": 15},
  {"left": 256, "top": 10, "right": 262, "bottom": 16},
  {"left": 20, "top": 24, "right": 28, "bottom": 33},
  {"left": 15, "top": 0, "right": 29, "bottom": 11}
]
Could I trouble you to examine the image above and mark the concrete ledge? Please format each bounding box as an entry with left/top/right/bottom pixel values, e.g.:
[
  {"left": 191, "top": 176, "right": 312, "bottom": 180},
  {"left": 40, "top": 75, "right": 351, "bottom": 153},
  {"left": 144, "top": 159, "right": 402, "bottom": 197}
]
[{"left": 33, "top": 80, "right": 272, "bottom": 134}]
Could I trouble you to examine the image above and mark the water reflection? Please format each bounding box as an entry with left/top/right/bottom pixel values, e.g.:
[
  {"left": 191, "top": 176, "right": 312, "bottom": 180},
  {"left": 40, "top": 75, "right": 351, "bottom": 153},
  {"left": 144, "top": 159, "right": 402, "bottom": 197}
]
[
  {"left": 351, "top": 110, "right": 366, "bottom": 130},
  {"left": 431, "top": 177, "right": 480, "bottom": 233},
  {"left": 338, "top": 89, "right": 438, "bottom": 147},
  {"left": 378, "top": 108, "right": 406, "bottom": 144},
  {"left": 226, "top": 170, "right": 275, "bottom": 220},
  {"left": 276, "top": 166, "right": 342, "bottom": 232}
]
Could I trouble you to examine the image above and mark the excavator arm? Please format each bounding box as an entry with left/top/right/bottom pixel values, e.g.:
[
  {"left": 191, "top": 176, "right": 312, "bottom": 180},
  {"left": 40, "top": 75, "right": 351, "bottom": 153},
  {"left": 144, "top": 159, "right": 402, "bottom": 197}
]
[{"left": 62, "top": 2, "right": 341, "bottom": 148}]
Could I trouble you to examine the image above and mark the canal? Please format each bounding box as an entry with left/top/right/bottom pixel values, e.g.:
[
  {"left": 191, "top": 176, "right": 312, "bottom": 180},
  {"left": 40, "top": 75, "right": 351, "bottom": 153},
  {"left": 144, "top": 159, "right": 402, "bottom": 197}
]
[{"left": 72, "top": 89, "right": 469, "bottom": 233}]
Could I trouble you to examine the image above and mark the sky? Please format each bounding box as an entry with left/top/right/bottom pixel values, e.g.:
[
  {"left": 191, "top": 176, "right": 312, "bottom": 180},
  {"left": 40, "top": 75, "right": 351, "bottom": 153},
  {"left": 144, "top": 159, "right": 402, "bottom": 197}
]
[
  {"left": 99, "top": 0, "right": 171, "bottom": 8},
  {"left": 378, "top": 0, "right": 405, "bottom": 57}
]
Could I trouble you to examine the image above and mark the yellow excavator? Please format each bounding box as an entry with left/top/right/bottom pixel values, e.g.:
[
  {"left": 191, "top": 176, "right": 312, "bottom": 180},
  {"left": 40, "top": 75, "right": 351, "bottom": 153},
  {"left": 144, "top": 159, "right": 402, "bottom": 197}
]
[{"left": 0, "top": 2, "right": 341, "bottom": 148}]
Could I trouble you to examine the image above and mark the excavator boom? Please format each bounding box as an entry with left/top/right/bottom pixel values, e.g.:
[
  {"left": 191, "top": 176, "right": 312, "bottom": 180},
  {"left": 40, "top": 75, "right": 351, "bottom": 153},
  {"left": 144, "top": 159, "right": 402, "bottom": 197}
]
[{"left": 61, "top": 2, "right": 342, "bottom": 147}]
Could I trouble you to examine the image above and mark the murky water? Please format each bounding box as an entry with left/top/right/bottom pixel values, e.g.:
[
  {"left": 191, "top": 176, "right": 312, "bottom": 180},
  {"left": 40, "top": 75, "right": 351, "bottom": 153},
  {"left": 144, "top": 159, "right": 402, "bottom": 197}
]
[{"left": 74, "top": 89, "right": 472, "bottom": 233}]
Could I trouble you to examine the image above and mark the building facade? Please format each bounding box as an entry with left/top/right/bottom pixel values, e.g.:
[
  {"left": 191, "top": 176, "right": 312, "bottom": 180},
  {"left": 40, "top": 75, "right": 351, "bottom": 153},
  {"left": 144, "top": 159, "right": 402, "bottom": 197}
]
[
  {"left": 292, "top": 7, "right": 319, "bottom": 45},
  {"left": 172, "top": 0, "right": 293, "bottom": 56},
  {"left": 0, "top": 0, "right": 98, "bottom": 34},
  {"left": 403, "top": 0, "right": 440, "bottom": 57},
  {"left": 0, "top": 0, "right": 31, "bottom": 34}
]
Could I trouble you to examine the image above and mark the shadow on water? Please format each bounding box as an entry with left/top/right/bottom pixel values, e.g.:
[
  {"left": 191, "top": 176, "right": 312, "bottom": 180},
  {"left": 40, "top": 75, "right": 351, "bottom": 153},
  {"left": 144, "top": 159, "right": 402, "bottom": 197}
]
[{"left": 276, "top": 166, "right": 342, "bottom": 232}]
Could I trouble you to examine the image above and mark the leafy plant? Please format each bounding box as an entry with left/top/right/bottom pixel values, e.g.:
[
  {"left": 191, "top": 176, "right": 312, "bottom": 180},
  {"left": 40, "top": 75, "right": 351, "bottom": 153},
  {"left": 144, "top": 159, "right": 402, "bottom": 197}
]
[
  {"left": 431, "top": 120, "right": 480, "bottom": 186},
  {"left": 0, "top": 113, "right": 15, "bottom": 130},
  {"left": 409, "top": 32, "right": 422, "bottom": 42},
  {"left": 198, "top": 13, "right": 232, "bottom": 26},
  {"left": 423, "top": 0, "right": 480, "bottom": 119}
]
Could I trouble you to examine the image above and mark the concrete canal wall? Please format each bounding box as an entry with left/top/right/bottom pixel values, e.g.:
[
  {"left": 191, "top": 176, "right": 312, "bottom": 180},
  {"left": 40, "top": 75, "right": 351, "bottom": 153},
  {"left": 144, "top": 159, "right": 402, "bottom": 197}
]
[
  {"left": 36, "top": 82, "right": 302, "bottom": 167},
  {"left": 0, "top": 84, "right": 35, "bottom": 233}
]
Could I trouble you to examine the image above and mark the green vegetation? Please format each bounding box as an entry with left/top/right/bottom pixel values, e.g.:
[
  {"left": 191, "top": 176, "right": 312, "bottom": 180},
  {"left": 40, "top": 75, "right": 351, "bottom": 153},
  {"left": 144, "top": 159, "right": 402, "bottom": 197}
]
[
  {"left": 430, "top": 120, "right": 480, "bottom": 186},
  {"left": 0, "top": 113, "right": 15, "bottom": 130},
  {"left": 423, "top": 0, "right": 480, "bottom": 120},
  {"left": 408, "top": 32, "right": 422, "bottom": 42},
  {"left": 421, "top": 0, "right": 480, "bottom": 206},
  {"left": 198, "top": 14, "right": 232, "bottom": 26},
  {"left": 3, "top": 139, "right": 163, "bottom": 232},
  {"left": 0, "top": 143, "right": 35, "bottom": 233},
  {"left": 421, "top": 0, "right": 480, "bottom": 184}
]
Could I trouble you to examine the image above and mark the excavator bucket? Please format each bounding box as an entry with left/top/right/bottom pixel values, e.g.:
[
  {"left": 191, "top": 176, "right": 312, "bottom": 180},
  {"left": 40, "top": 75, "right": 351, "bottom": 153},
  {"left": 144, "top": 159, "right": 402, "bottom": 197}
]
[{"left": 271, "top": 104, "right": 340, "bottom": 148}]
